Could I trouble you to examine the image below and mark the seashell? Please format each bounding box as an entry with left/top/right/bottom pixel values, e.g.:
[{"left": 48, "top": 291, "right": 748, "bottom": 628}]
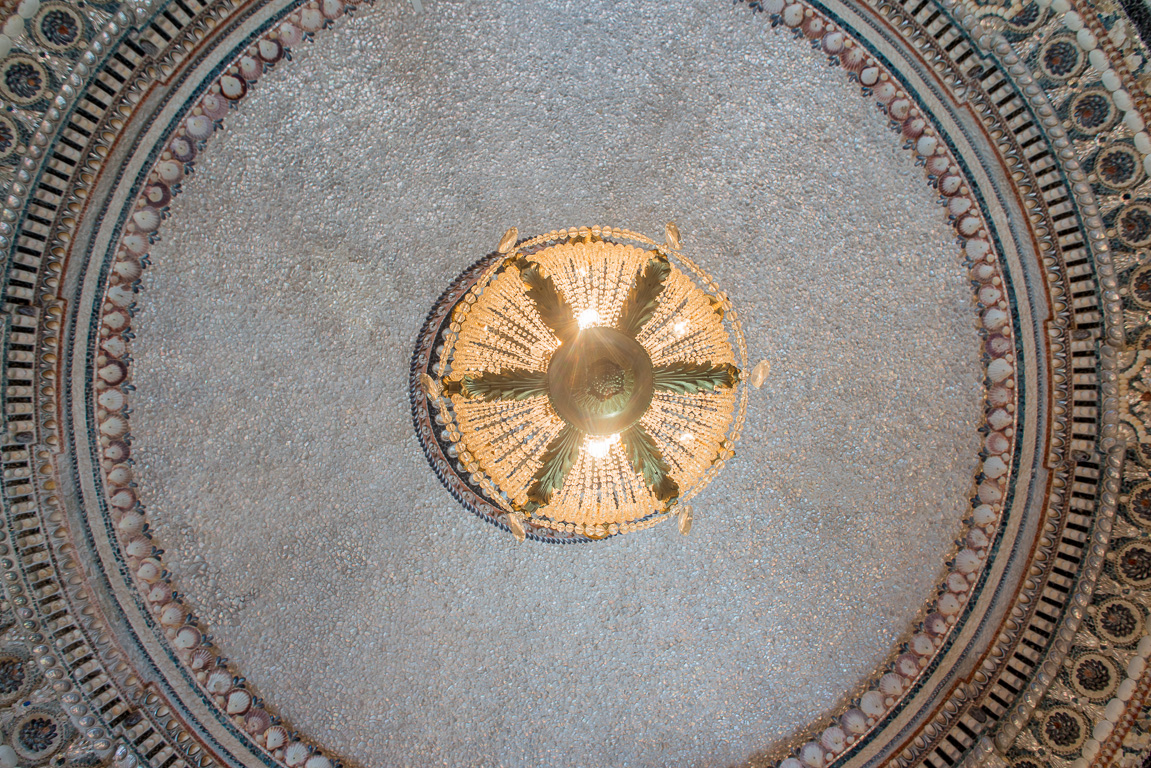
[
  {"left": 874, "top": 82, "right": 896, "bottom": 103},
  {"left": 946, "top": 573, "right": 969, "bottom": 593},
  {"left": 967, "top": 528, "right": 990, "bottom": 549},
  {"left": 98, "top": 360, "right": 127, "bottom": 385},
  {"left": 782, "top": 3, "right": 803, "bottom": 27},
  {"left": 841, "top": 708, "right": 868, "bottom": 734},
  {"left": 103, "top": 310, "right": 130, "bottom": 332},
  {"left": 136, "top": 558, "right": 161, "bottom": 583},
  {"left": 947, "top": 196, "right": 971, "bottom": 217},
  {"left": 926, "top": 155, "right": 949, "bottom": 175},
  {"left": 305, "top": 756, "right": 331, "bottom": 768},
  {"left": 910, "top": 633, "right": 934, "bottom": 656},
  {"left": 190, "top": 649, "right": 214, "bottom": 671},
  {"left": 860, "top": 690, "right": 885, "bottom": 716},
  {"left": 299, "top": 7, "right": 325, "bottom": 32},
  {"left": 987, "top": 386, "right": 1011, "bottom": 407},
  {"left": 225, "top": 688, "right": 251, "bottom": 715},
  {"left": 985, "top": 431, "right": 1009, "bottom": 455},
  {"left": 107, "top": 285, "right": 134, "bottom": 308},
  {"left": 982, "top": 455, "right": 1007, "bottom": 479},
  {"left": 238, "top": 55, "right": 262, "bottom": 81},
  {"left": 889, "top": 99, "right": 910, "bottom": 121},
  {"left": 99, "top": 389, "right": 126, "bottom": 412},
  {"left": 972, "top": 504, "right": 996, "bottom": 527},
  {"left": 761, "top": 0, "right": 784, "bottom": 12},
  {"left": 278, "top": 22, "right": 303, "bottom": 47},
  {"left": 200, "top": 94, "right": 229, "bottom": 120},
  {"left": 985, "top": 334, "right": 1010, "bottom": 356},
  {"left": 147, "top": 583, "right": 172, "bottom": 604},
  {"left": 160, "top": 602, "right": 186, "bottom": 626},
  {"left": 916, "top": 134, "right": 938, "bottom": 157},
  {"left": 801, "top": 17, "right": 824, "bottom": 39},
  {"left": 220, "top": 75, "right": 246, "bottom": 100},
  {"left": 169, "top": 137, "right": 195, "bottom": 163},
  {"left": 283, "top": 743, "right": 309, "bottom": 767},
  {"left": 205, "top": 669, "right": 231, "bottom": 694},
  {"left": 124, "top": 537, "right": 150, "bottom": 558},
  {"left": 107, "top": 464, "right": 134, "bottom": 486},
  {"left": 859, "top": 67, "right": 879, "bottom": 86},
  {"left": 678, "top": 505, "right": 693, "bottom": 535},
  {"left": 897, "top": 653, "right": 919, "bottom": 677},
  {"left": 143, "top": 183, "right": 171, "bottom": 208},
  {"left": 122, "top": 233, "right": 149, "bottom": 255},
  {"left": 902, "top": 117, "right": 925, "bottom": 140},
  {"left": 781, "top": 760, "right": 804, "bottom": 768},
  {"left": 879, "top": 672, "right": 904, "bottom": 696},
  {"left": 987, "top": 409, "right": 1011, "bottom": 431},
  {"left": 257, "top": 39, "right": 283, "bottom": 63},
  {"left": 971, "top": 263, "right": 995, "bottom": 282},
  {"left": 102, "top": 337, "right": 127, "bottom": 361},
  {"left": 116, "top": 511, "right": 144, "bottom": 536},
  {"left": 245, "top": 708, "right": 272, "bottom": 735},
  {"left": 822, "top": 31, "right": 844, "bottom": 53},
  {"left": 100, "top": 414, "right": 129, "bottom": 438},
  {"left": 497, "top": 227, "right": 518, "bottom": 254},
  {"left": 924, "top": 612, "right": 948, "bottom": 635},
  {"left": 114, "top": 257, "right": 143, "bottom": 282},
  {"left": 840, "top": 45, "right": 866, "bottom": 71},
  {"left": 174, "top": 625, "right": 202, "bottom": 650},
  {"left": 265, "top": 726, "right": 289, "bottom": 750},
  {"left": 185, "top": 115, "right": 213, "bottom": 141},
  {"left": 956, "top": 215, "right": 981, "bottom": 237},
  {"left": 978, "top": 285, "right": 1002, "bottom": 307},
  {"left": 938, "top": 592, "right": 962, "bottom": 615},
  {"left": 820, "top": 725, "right": 846, "bottom": 752},
  {"left": 954, "top": 548, "right": 982, "bottom": 574},
  {"left": 320, "top": 0, "right": 344, "bottom": 19},
  {"left": 987, "top": 358, "right": 1012, "bottom": 384},
  {"left": 982, "top": 308, "right": 1007, "bottom": 331},
  {"left": 799, "top": 741, "right": 825, "bottom": 767},
  {"left": 132, "top": 207, "right": 160, "bottom": 232},
  {"left": 155, "top": 160, "right": 183, "bottom": 184},
  {"left": 104, "top": 440, "right": 130, "bottom": 463},
  {"left": 938, "top": 174, "right": 961, "bottom": 196},
  {"left": 978, "top": 481, "right": 1002, "bottom": 504},
  {"left": 109, "top": 487, "right": 136, "bottom": 509}
]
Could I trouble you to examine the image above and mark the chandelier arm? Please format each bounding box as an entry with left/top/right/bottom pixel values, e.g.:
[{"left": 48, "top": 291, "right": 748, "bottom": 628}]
[
  {"left": 526, "top": 422, "right": 583, "bottom": 507},
  {"left": 651, "top": 361, "right": 741, "bottom": 395},
  {"left": 455, "top": 369, "right": 548, "bottom": 401},
  {"left": 621, "top": 424, "right": 679, "bottom": 503},
  {"left": 616, "top": 257, "right": 671, "bottom": 338},
  {"left": 519, "top": 261, "right": 578, "bottom": 344}
]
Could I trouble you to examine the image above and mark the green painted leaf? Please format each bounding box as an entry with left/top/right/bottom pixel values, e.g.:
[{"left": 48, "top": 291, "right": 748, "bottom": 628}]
[
  {"left": 527, "top": 423, "right": 582, "bottom": 506},
  {"left": 621, "top": 425, "right": 679, "bottom": 503},
  {"left": 652, "top": 361, "right": 739, "bottom": 395},
  {"left": 617, "top": 257, "right": 671, "bottom": 338},
  {"left": 520, "top": 262, "right": 578, "bottom": 343},
  {"left": 459, "top": 369, "right": 548, "bottom": 401}
]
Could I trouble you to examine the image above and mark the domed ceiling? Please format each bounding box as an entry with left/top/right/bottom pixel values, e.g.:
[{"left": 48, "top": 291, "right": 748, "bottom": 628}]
[{"left": 0, "top": 0, "right": 1150, "bottom": 766}]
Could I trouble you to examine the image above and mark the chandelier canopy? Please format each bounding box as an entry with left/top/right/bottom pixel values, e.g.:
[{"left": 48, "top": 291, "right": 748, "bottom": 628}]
[{"left": 414, "top": 225, "right": 747, "bottom": 542}]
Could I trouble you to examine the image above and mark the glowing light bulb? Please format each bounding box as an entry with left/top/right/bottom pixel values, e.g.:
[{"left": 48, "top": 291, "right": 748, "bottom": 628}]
[
  {"left": 577, "top": 308, "right": 602, "bottom": 329},
  {"left": 678, "top": 432, "right": 695, "bottom": 444},
  {"left": 586, "top": 433, "right": 620, "bottom": 459},
  {"left": 673, "top": 318, "right": 690, "bottom": 338}
]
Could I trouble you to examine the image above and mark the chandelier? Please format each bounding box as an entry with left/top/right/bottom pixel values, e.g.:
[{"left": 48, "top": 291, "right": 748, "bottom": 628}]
[{"left": 412, "top": 225, "right": 747, "bottom": 543}]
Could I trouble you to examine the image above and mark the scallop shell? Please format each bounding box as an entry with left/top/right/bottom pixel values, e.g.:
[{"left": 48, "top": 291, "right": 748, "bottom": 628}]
[
  {"left": 189, "top": 649, "right": 214, "bottom": 671},
  {"left": 174, "top": 625, "right": 202, "bottom": 650},
  {"left": 264, "top": 726, "right": 289, "bottom": 750},
  {"left": 305, "top": 755, "right": 332, "bottom": 768},
  {"left": 98, "top": 389, "right": 126, "bottom": 412},
  {"left": 205, "top": 669, "right": 232, "bottom": 694},
  {"left": 124, "top": 537, "right": 150, "bottom": 558},
  {"left": 104, "top": 439, "right": 130, "bottom": 463},
  {"left": 225, "top": 688, "right": 252, "bottom": 715},
  {"left": 109, "top": 487, "right": 136, "bottom": 509},
  {"left": 283, "top": 742, "right": 309, "bottom": 767},
  {"left": 107, "top": 464, "right": 134, "bottom": 486},
  {"left": 160, "top": 602, "right": 186, "bottom": 626},
  {"left": 244, "top": 708, "right": 271, "bottom": 735}
]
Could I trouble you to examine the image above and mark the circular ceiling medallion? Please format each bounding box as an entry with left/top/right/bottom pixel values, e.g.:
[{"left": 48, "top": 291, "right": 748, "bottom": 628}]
[{"left": 413, "top": 226, "right": 745, "bottom": 541}]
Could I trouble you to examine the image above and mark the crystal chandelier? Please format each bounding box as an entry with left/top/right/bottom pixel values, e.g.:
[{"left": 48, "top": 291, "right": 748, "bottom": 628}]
[{"left": 413, "top": 225, "right": 747, "bottom": 542}]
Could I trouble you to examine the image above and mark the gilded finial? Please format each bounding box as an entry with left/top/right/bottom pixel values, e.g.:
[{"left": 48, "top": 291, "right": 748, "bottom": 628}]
[
  {"left": 506, "top": 513, "right": 526, "bottom": 543},
  {"left": 498, "top": 227, "right": 519, "bottom": 254},
  {"left": 677, "top": 504, "right": 693, "bottom": 535},
  {"left": 664, "top": 222, "right": 681, "bottom": 251},
  {"left": 419, "top": 373, "right": 443, "bottom": 400}
]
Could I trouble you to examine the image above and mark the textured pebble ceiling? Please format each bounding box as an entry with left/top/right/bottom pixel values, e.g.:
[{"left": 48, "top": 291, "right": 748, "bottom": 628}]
[{"left": 128, "top": 1, "right": 983, "bottom": 764}]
